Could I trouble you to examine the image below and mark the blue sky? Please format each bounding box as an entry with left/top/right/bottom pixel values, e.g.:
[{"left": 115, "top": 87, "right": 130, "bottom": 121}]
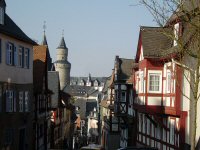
[{"left": 6, "top": 0, "right": 156, "bottom": 77}]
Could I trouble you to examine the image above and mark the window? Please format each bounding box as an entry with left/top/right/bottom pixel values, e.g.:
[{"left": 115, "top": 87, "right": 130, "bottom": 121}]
[
  {"left": 121, "top": 91, "right": 126, "bottom": 102},
  {"left": 6, "top": 90, "right": 16, "bottom": 112},
  {"left": 24, "top": 48, "right": 29, "bottom": 68},
  {"left": 24, "top": 91, "right": 29, "bottom": 112},
  {"left": 140, "top": 72, "right": 144, "bottom": 93},
  {"left": 6, "top": 43, "right": 17, "bottom": 66},
  {"left": 170, "top": 119, "right": 175, "bottom": 144},
  {"left": 4, "top": 128, "right": 14, "bottom": 145},
  {"left": 7, "top": 43, "right": 13, "bottom": 65},
  {"left": 18, "top": 47, "right": 23, "bottom": 67},
  {"left": 19, "top": 91, "right": 24, "bottom": 112},
  {"left": 149, "top": 72, "right": 161, "bottom": 93},
  {"left": 167, "top": 71, "right": 171, "bottom": 93}
]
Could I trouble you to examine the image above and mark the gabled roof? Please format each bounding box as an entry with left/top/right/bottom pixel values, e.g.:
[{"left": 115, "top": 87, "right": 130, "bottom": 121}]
[
  {"left": 115, "top": 57, "right": 135, "bottom": 81},
  {"left": 138, "top": 26, "right": 173, "bottom": 59},
  {"left": 0, "top": 14, "right": 37, "bottom": 45},
  {"left": 33, "top": 45, "right": 47, "bottom": 92}
]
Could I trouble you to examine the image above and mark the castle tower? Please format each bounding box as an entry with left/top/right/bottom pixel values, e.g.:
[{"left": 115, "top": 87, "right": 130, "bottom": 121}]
[{"left": 54, "top": 36, "right": 71, "bottom": 89}]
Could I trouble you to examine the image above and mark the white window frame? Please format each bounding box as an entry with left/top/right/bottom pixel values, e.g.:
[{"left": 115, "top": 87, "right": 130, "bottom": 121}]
[
  {"left": 8, "top": 43, "right": 13, "bottom": 65},
  {"left": 19, "top": 91, "right": 24, "bottom": 112},
  {"left": 24, "top": 48, "right": 28, "bottom": 68},
  {"left": 140, "top": 71, "right": 144, "bottom": 93},
  {"left": 148, "top": 70, "right": 162, "bottom": 93},
  {"left": 18, "top": 47, "right": 23, "bottom": 67},
  {"left": 6, "top": 90, "right": 14, "bottom": 112},
  {"left": 24, "top": 91, "right": 29, "bottom": 112},
  {"left": 167, "top": 70, "right": 171, "bottom": 93},
  {"left": 170, "top": 119, "right": 175, "bottom": 144}
]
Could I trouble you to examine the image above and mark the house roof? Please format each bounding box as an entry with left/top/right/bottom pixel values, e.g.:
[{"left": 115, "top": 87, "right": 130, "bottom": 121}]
[
  {"left": 63, "top": 85, "right": 93, "bottom": 97},
  {"left": 117, "top": 58, "right": 135, "bottom": 81},
  {"left": 166, "top": 0, "right": 200, "bottom": 25},
  {"left": 102, "top": 76, "right": 111, "bottom": 93},
  {"left": 140, "top": 26, "right": 173, "bottom": 58},
  {"left": 74, "top": 98, "right": 87, "bottom": 119},
  {"left": 0, "top": 14, "right": 37, "bottom": 45},
  {"left": 48, "top": 71, "right": 60, "bottom": 108},
  {"left": 33, "top": 45, "right": 47, "bottom": 92}
]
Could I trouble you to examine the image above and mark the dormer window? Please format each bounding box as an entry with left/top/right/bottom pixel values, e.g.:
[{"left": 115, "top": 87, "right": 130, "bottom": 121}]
[{"left": 0, "top": 7, "right": 4, "bottom": 25}]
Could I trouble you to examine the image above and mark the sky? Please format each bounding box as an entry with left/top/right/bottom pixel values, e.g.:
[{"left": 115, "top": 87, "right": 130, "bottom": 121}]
[{"left": 6, "top": 0, "right": 156, "bottom": 77}]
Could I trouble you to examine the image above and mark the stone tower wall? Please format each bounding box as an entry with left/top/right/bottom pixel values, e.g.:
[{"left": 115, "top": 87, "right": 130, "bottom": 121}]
[
  {"left": 55, "top": 63, "right": 71, "bottom": 89},
  {"left": 56, "top": 48, "right": 68, "bottom": 60}
]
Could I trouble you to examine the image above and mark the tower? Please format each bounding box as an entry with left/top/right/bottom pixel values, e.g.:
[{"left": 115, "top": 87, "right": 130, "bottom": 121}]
[
  {"left": 41, "top": 22, "right": 52, "bottom": 71},
  {"left": 54, "top": 35, "right": 71, "bottom": 89}
]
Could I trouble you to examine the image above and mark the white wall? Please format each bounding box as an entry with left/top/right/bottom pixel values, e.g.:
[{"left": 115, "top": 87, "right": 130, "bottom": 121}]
[{"left": 0, "top": 34, "right": 33, "bottom": 84}]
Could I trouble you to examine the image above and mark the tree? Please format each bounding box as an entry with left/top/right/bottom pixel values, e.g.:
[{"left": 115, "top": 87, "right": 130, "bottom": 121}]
[{"left": 139, "top": 0, "right": 200, "bottom": 149}]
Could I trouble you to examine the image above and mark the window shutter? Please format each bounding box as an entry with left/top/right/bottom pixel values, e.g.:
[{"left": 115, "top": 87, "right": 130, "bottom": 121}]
[
  {"left": 14, "top": 46, "right": 18, "bottom": 66},
  {"left": 0, "top": 39, "right": 1, "bottom": 63},
  {"left": 6, "top": 43, "right": 9, "bottom": 65},
  {"left": 11, "top": 44, "right": 14, "bottom": 66},
  {"left": 27, "top": 48, "right": 30, "bottom": 68},
  {"left": 22, "top": 47, "right": 24, "bottom": 68},
  {"left": 13, "top": 91, "right": 16, "bottom": 112}
]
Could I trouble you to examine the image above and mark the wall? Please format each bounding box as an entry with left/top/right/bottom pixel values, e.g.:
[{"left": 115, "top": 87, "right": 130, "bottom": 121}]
[{"left": 0, "top": 34, "right": 33, "bottom": 84}]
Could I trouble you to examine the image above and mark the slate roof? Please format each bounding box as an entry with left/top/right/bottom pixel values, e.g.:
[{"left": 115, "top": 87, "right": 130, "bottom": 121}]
[
  {"left": 0, "top": 14, "right": 37, "bottom": 45},
  {"left": 57, "top": 37, "right": 67, "bottom": 49},
  {"left": 41, "top": 32, "right": 48, "bottom": 46},
  {"left": 140, "top": 26, "right": 173, "bottom": 58},
  {"left": 63, "top": 85, "right": 92, "bottom": 97},
  {"left": 48, "top": 71, "right": 60, "bottom": 108},
  {"left": 0, "top": 0, "right": 6, "bottom": 6},
  {"left": 33, "top": 45, "right": 47, "bottom": 93},
  {"left": 102, "top": 76, "right": 111, "bottom": 93},
  {"left": 166, "top": 0, "right": 200, "bottom": 25},
  {"left": 74, "top": 98, "right": 86, "bottom": 119},
  {"left": 70, "top": 77, "right": 107, "bottom": 86},
  {"left": 117, "top": 58, "right": 135, "bottom": 81}
]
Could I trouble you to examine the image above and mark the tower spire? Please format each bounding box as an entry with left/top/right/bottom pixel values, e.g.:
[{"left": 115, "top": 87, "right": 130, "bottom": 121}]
[
  {"left": 57, "top": 30, "right": 67, "bottom": 49},
  {"left": 41, "top": 21, "right": 48, "bottom": 45}
]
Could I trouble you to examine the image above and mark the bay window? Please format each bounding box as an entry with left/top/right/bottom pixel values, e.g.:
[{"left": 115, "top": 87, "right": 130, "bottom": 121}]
[{"left": 148, "top": 71, "right": 162, "bottom": 93}]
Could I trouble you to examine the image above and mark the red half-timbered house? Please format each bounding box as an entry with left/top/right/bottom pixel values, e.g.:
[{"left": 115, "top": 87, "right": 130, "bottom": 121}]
[{"left": 133, "top": 26, "right": 188, "bottom": 150}]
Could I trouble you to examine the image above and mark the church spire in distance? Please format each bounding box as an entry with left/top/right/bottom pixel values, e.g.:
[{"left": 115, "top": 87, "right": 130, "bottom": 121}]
[{"left": 41, "top": 21, "right": 48, "bottom": 46}]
